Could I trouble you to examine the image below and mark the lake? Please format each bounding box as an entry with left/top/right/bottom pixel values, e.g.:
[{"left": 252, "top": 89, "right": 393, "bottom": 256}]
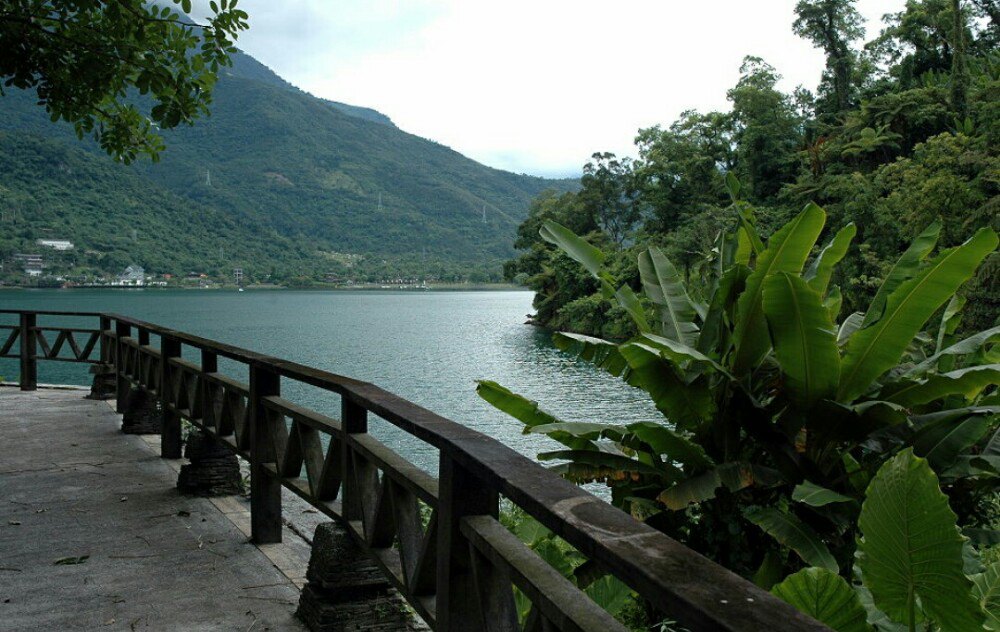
[{"left": 1, "top": 289, "right": 657, "bottom": 475}]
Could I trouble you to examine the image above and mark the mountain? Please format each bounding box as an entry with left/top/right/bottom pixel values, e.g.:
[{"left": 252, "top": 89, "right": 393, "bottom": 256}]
[{"left": 0, "top": 51, "right": 576, "bottom": 282}]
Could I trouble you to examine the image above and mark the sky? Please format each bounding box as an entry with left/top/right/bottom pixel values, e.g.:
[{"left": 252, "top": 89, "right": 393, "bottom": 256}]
[{"left": 210, "top": 0, "right": 908, "bottom": 178}]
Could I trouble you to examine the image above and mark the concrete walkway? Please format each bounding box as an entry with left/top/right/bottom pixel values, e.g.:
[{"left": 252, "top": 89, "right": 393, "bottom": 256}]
[{"left": 0, "top": 388, "right": 308, "bottom": 631}]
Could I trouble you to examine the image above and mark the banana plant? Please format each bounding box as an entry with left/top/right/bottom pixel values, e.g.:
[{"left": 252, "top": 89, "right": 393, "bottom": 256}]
[{"left": 478, "top": 194, "right": 999, "bottom": 578}]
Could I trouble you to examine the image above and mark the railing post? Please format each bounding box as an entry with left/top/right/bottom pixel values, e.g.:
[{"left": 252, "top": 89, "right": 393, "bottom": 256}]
[
  {"left": 18, "top": 313, "right": 37, "bottom": 391},
  {"left": 99, "top": 316, "right": 111, "bottom": 364},
  {"left": 114, "top": 321, "right": 131, "bottom": 413},
  {"left": 436, "top": 455, "right": 498, "bottom": 632},
  {"left": 200, "top": 349, "right": 217, "bottom": 425},
  {"left": 159, "top": 336, "right": 183, "bottom": 459},
  {"left": 249, "top": 363, "right": 282, "bottom": 543},
  {"left": 341, "top": 397, "right": 368, "bottom": 522}
]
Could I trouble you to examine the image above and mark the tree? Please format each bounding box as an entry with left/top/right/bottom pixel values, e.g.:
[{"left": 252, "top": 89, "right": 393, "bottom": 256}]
[
  {"left": 0, "top": 0, "right": 249, "bottom": 163},
  {"left": 578, "top": 152, "right": 642, "bottom": 246},
  {"left": 951, "top": 0, "right": 970, "bottom": 118},
  {"left": 793, "top": 0, "right": 865, "bottom": 114}
]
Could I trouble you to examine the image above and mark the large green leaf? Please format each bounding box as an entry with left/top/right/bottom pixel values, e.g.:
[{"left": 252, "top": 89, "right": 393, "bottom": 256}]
[
  {"left": 625, "top": 421, "right": 714, "bottom": 469},
  {"left": 805, "top": 223, "right": 857, "bottom": 296},
  {"left": 614, "top": 285, "right": 651, "bottom": 333},
  {"left": 552, "top": 332, "right": 628, "bottom": 377},
  {"left": 936, "top": 295, "right": 966, "bottom": 355},
  {"left": 638, "top": 247, "right": 699, "bottom": 345},
  {"left": 906, "top": 325, "right": 1000, "bottom": 377},
  {"left": 792, "top": 481, "right": 853, "bottom": 507},
  {"left": 745, "top": 507, "right": 838, "bottom": 572},
  {"left": 882, "top": 364, "right": 1000, "bottom": 407},
  {"left": 838, "top": 228, "right": 998, "bottom": 401},
  {"left": 540, "top": 220, "right": 615, "bottom": 298},
  {"left": 697, "top": 263, "right": 749, "bottom": 357},
  {"left": 912, "top": 408, "right": 995, "bottom": 470},
  {"left": 539, "top": 450, "right": 668, "bottom": 483},
  {"left": 973, "top": 563, "right": 1000, "bottom": 631},
  {"left": 540, "top": 220, "right": 605, "bottom": 277},
  {"left": 618, "top": 342, "right": 715, "bottom": 427},
  {"left": 658, "top": 463, "right": 781, "bottom": 510},
  {"left": 862, "top": 221, "right": 941, "bottom": 327},
  {"left": 732, "top": 203, "right": 826, "bottom": 374},
  {"left": 475, "top": 381, "right": 595, "bottom": 450},
  {"left": 763, "top": 272, "right": 841, "bottom": 407},
  {"left": 857, "top": 448, "right": 983, "bottom": 631},
  {"left": 771, "top": 568, "right": 872, "bottom": 632}
]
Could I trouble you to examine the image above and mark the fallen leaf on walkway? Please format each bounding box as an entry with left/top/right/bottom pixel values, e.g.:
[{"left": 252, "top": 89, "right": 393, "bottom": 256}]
[
  {"left": 54, "top": 555, "right": 89, "bottom": 565},
  {"left": 8, "top": 520, "right": 20, "bottom": 525},
  {"left": 176, "top": 510, "right": 191, "bottom": 517}
]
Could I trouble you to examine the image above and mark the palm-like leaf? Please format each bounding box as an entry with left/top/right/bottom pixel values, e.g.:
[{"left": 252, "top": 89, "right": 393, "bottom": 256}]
[
  {"left": 475, "top": 380, "right": 596, "bottom": 450},
  {"left": 857, "top": 448, "right": 983, "bottom": 631},
  {"left": 805, "top": 222, "right": 857, "bottom": 296},
  {"left": 732, "top": 203, "right": 826, "bottom": 375},
  {"left": 906, "top": 325, "right": 1000, "bottom": 377},
  {"left": 882, "top": 364, "right": 1000, "bottom": 407},
  {"left": 973, "top": 563, "right": 1000, "bottom": 631},
  {"left": 763, "top": 272, "right": 840, "bottom": 407},
  {"left": 771, "top": 568, "right": 872, "bottom": 632},
  {"left": 639, "top": 247, "right": 699, "bottom": 345},
  {"left": 745, "top": 507, "right": 838, "bottom": 572},
  {"left": 838, "top": 228, "right": 998, "bottom": 401},
  {"left": 862, "top": 221, "right": 941, "bottom": 327}
]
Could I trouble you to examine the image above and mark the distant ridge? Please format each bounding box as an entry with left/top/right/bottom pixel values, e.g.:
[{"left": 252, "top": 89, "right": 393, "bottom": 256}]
[{"left": 0, "top": 48, "right": 576, "bottom": 280}]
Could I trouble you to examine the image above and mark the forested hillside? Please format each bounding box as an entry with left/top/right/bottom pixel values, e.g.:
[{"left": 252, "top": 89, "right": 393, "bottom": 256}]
[
  {"left": 0, "top": 51, "right": 572, "bottom": 284},
  {"left": 507, "top": 0, "right": 998, "bottom": 334}
]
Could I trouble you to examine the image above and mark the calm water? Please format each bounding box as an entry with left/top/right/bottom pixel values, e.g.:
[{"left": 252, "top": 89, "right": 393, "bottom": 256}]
[{"left": 1, "top": 289, "right": 657, "bottom": 474}]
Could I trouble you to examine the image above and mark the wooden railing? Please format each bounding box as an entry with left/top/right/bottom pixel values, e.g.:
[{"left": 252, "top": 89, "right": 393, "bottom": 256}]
[{"left": 0, "top": 309, "right": 830, "bottom": 632}]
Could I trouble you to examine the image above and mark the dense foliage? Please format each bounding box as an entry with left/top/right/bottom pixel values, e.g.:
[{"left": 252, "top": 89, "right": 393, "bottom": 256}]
[
  {"left": 0, "top": 52, "right": 573, "bottom": 283},
  {"left": 507, "top": 0, "right": 999, "bottom": 336},
  {"left": 0, "top": 0, "right": 248, "bottom": 163}
]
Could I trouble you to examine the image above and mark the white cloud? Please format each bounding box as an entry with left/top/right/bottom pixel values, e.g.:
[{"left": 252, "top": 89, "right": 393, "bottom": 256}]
[{"left": 224, "top": 0, "right": 906, "bottom": 177}]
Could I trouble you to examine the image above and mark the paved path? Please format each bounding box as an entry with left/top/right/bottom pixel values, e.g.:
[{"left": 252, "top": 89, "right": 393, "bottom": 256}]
[{"left": 0, "top": 388, "right": 307, "bottom": 631}]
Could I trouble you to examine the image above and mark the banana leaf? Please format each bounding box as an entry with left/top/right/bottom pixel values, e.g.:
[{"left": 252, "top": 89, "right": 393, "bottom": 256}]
[
  {"left": 540, "top": 220, "right": 616, "bottom": 298},
  {"left": 912, "top": 409, "right": 995, "bottom": 470},
  {"left": 763, "top": 272, "right": 840, "bottom": 407},
  {"left": 936, "top": 294, "right": 966, "bottom": 355},
  {"left": 838, "top": 312, "right": 864, "bottom": 344},
  {"left": 614, "top": 284, "right": 651, "bottom": 333},
  {"left": 657, "top": 462, "right": 782, "bottom": 510},
  {"left": 732, "top": 203, "right": 826, "bottom": 375},
  {"left": 475, "top": 380, "right": 597, "bottom": 450},
  {"left": 625, "top": 421, "right": 714, "bottom": 469},
  {"left": 882, "top": 364, "right": 1000, "bottom": 407},
  {"left": 838, "top": 228, "right": 998, "bottom": 401},
  {"left": 638, "top": 247, "right": 699, "bottom": 345},
  {"left": 618, "top": 342, "right": 715, "bottom": 427},
  {"left": 771, "top": 567, "right": 872, "bottom": 632},
  {"left": 697, "top": 263, "right": 750, "bottom": 357},
  {"left": 857, "top": 448, "right": 983, "bottom": 631},
  {"left": 805, "top": 222, "right": 857, "bottom": 296},
  {"left": 862, "top": 221, "right": 941, "bottom": 327},
  {"left": 906, "top": 325, "right": 1000, "bottom": 377},
  {"left": 745, "top": 506, "right": 838, "bottom": 572},
  {"left": 792, "top": 481, "right": 853, "bottom": 507},
  {"left": 539, "top": 450, "right": 669, "bottom": 484},
  {"left": 552, "top": 332, "right": 628, "bottom": 377}
]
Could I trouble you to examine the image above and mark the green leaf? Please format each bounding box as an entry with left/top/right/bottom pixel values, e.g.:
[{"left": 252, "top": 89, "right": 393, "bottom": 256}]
[
  {"left": 618, "top": 342, "right": 715, "bottom": 427},
  {"left": 857, "top": 448, "right": 983, "bottom": 631},
  {"left": 792, "top": 481, "right": 853, "bottom": 507},
  {"left": 553, "top": 332, "right": 628, "bottom": 376},
  {"left": 745, "top": 507, "right": 838, "bottom": 572},
  {"left": 638, "top": 247, "right": 699, "bottom": 345},
  {"left": 838, "top": 312, "right": 864, "bottom": 344},
  {"left": 658, "top": 463, "right": 781, "bottom": 510},
  {"left": 912, "top": 409, "right": 994, "bottom": 470},
  {"left": 475, "top": 381, "right": 593, "bottom": 450},
  {"left": 732, "top": 203, "right": 826, "bottom": 374},
  {"left": 771, "top": 568, "right": 872, "bottom": 632},
  {"left": 973, "top": 563, "right": 1000, "bottom": 631},
  {"left": 540, "top": 220, "right": 605, "bottom": 278},
  {"left": 936, "top": 295, "right": 966, "bottom": 354},
  {"left": 725, "top": 171, "right": 742, "bottom": 201},
  {"left": 882, "top": 364, "right": 1000, "bottom": 408},
  {"left": 863, "top": 221, "right": 941, "bottom": 327},
  {"left": 539, "top": 450, "right": 667, "bottom": 482},
  {"left": 763, "top": 272, "right": 841, "bottom": 407},
  {"left": 625, "top": 421, "right": 714, "bottom": 468},
  {"left": 805, "top": 223, "right": 857, "bottom": 296},
  {"left": 697, "top": 263, "right": 749, "bottom": 357},
  {"left": 614, "top": 285, "right": 651, "bottom": 333},
  {"left": 906, "top": 325, "right": 1000, "bottom": 377},
  {"left": 639, "top": 333, "right": 728, "bottom": 373},
  {"left": 839, "top": 228, "right": 998, "bottom": 401}
]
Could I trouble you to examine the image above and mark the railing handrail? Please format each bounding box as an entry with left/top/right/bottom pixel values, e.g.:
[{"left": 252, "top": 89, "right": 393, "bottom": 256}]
[{"left": 1, "top": 308, "right": 830, "bottom": 632}]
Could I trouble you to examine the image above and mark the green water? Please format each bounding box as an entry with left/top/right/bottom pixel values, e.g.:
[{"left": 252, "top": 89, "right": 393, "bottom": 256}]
[{"left": 1, "top": 289, "right": 657, "bottom": 473}]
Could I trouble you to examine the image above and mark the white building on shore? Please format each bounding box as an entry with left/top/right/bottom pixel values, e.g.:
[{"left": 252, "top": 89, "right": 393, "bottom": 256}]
[{"left": 36, "top": 239, "right": 74, "bottom": 251}]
